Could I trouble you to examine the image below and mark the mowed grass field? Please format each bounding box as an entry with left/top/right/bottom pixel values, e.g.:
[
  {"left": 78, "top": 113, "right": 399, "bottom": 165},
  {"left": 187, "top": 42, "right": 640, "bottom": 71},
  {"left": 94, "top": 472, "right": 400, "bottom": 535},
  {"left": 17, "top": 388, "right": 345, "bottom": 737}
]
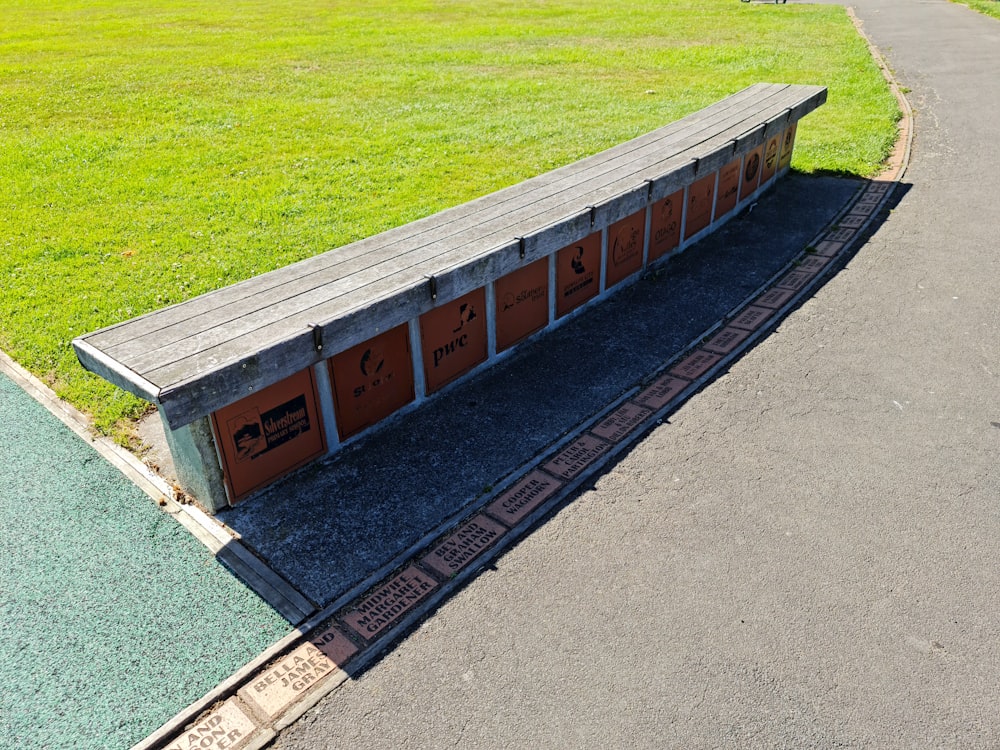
[{"left": 0, "top": 0, "right": 900, "bottom": 443}]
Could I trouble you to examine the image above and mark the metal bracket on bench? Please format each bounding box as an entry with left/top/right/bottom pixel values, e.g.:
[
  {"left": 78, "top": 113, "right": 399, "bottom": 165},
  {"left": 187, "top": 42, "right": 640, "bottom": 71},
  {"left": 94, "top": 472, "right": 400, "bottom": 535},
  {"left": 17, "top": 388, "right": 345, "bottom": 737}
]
[
  {"left": 309, "top": 323, "right": 323, "bottom": 352},
  {"left": 589, "top": 205, "right": 597, "bottom": 229},
  {"left": 645, "top": 179, "right": 655, "bottom": 201},
  {"left": 427, "top": 274, "right": 438, "bottom": 301},
  {"left": 518, "top": 236, "right": 526, "bottom": 259},
  {"left": 692, "top": 157, "right": 701, "bottom": 176}
]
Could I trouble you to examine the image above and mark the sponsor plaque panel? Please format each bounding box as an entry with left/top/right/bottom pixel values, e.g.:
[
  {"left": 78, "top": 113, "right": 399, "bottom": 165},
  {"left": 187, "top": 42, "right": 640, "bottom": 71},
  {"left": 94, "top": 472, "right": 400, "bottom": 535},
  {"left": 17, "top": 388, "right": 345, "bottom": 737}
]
[
  {"left": 634, "top": 374, "right": 689, "bottom": 410},
  {"left": 555, "top": 232, "right": 601, "bottom": 318},
  {"left": 422, "top": 514, "right": 507, "bottom": 578},
  {"left": 684, "top": 172, "right": 716, "bottom": 240},
  {"left": 495, "top": 258, "right": 550, "bottom": 352},
  {"left": 760, "top": 134, "right": 781, "bottom": 184},
  {"left": 669, "top": 350, "right": 722, "bottom": 381},
  {"left": 739, "top": 144, "right": 764, "bottom": 202},
  {"left": 542, "top": 434, "right": 612, "bottom": 481},
  {"left": 213, "top": 369, "right": 327, "bottom": 502},
  {"left": 591, "top": 402, "right": 652, "bottom": 444},
  {"left": 485, "top": 470, "right": 562, "bottom": 526},
  {"left": 342, "top": 565, "right": 438, "bottom": 641},
  {"left": 714, "top": 158, "right": 741, "bottom": 220},
  {"left": 164, "top": 698, "right": 257, "bottom": 750},
  {"left": 778, "top": 123, "right": 797, "bottom": 170},
  {"left": 238, "top": 626, "right": 357, "bottom": 719},
  {"left": 330, "top": 324, "right": 415, "bottom": 440},
  {"left": 605, "top": 210, "right": 646, "bottom": 288},
  {"left": 648, "top": 189, "right": 683, "bottom": 262},
  {"left": 420, "top": 288, "right": 488, "bottom": 394}
]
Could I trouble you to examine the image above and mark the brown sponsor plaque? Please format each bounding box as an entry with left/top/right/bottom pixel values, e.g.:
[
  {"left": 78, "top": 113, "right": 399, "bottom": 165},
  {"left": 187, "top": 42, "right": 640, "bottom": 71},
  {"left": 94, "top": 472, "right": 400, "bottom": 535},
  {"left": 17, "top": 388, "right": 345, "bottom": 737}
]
[
  {"left": 556, "top": 232, "right": 601, "bottom": 318},
  {"left": 776, "top": 269, "right": 815, "bottom": 292},
  {"left": 419, "top": 287, "right": 488, "bottom": 394},
  {"left": 634, "top": 374, "right": 690, "bottom": 410},
  {"left": 542, "top": 434, "right": 612, "bottom": 481},
  {"left": 702, "top": 326, "right": 753, "bottom": 355},
  {"left": 329, "top": 324, "right": 415, "bottom": 440},
  {"left": 760, "top": 134, "right": 780, "bottom": 183},
  {"left": 591, "top": 402, "right": 653, "bottom": 444},
  {"left": 605, "top": 210, "right": 646, "bottom": 288},
  {"left": 739, "top": 145, "right": 764, "bottom": 202},
  {"left": 714, "top": 157, "right": 741, "bottom": 220},
  {"left": 422, "top": 514, "right": 507, "bottom": 578},
  {"left": 238, "top": 628, "right": 357, "bottom": 719},
  {"left": 729, "top": 304, "right": 775, "bottom": 332},
  {"left": 164, "top": 698, "right": 257, "bottom": 750},
  {"left": 669, "top": 350, "right": 722, "bottom": 381},
  {"left": 342, "top": 565, "right": 438, "bottom": 641},
  {"left": 212, "top": 369, "right": 327, "bottom": 502},
  {"left": 684, "top": 172, "right": 716, "bottom": 240},
  {"left": 495, "top": 258, "right": 550, "bottom": 352},
  {"left": 778, "top": 123, "right": 797, "bottom": 170},
  {"left": 485, "top": 470, "right": 562, "bottom": 526},
  {"left": 648, "top": 189, "right": 683, "bottom": 261},
  {"left": 754, "top": 287, "right": 797, "bottom": 309}
]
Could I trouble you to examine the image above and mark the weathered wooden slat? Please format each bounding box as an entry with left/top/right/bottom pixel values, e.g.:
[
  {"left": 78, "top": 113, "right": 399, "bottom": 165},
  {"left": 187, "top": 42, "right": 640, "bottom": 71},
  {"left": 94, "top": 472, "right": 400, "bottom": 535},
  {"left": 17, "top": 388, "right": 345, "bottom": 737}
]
[
  {"left": 84, "top": 84, "right": 799, "bottom": 353},
  {"left": 73, "top": 83, "right": 827, "bottom": 428},
  {"left": 108, "top": 86, "right": 821, "bottom": 375}
]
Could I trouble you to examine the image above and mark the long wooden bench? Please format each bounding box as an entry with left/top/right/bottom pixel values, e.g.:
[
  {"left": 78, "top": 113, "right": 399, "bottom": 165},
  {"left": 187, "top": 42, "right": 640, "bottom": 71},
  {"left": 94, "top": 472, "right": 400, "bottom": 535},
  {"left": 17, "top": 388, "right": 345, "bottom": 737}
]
[{"left": 73, "top": 82, "right": 826, "bottom": 512}]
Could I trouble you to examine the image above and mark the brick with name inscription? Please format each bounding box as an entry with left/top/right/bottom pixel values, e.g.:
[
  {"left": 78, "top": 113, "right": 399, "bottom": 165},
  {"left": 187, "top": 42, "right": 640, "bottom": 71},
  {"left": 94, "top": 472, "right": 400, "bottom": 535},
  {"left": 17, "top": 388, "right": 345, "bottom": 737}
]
[
  {"left": 634, "top": 374, "right": 689, "bottom": 410},
  {"left": 729, "top": 305, "right": 775, "bottom": 332},
  {"left": 825, "top": 227, "right": 856, "bottom": 243},
  {"left": 754, "top": 287, "right": 796, "bottom": 310},
  {"left": 702, "top": 326, "right": 752, "bottom": 355},
  {"left": 852, "top": 196, "right": 881, "bottom": 213},
  {"left": 776, "top": 269, "right": 814, "bottom": 292},
  {"left": 591, "top": 402, "right": 653, "bottom": 443},
  {"left": 866, "top": 180, "right": 893, "bottom": 195},
  {"left": 796, "top": 255, "right": 832, "bottom": 274},
  {"left": 543, "top": 434, "right": 612, "bottom": 481},
  {"left": 238, "top": 626, "right": 357, "bottom": 719},
  {"left": 839, "top": 213, "right": 867, "bottom": 228},
  {"left": 342, "top": 566, "right": 438, "bottom": 641},
  {"left": 423, "top": 514, "right": 507, "bottom": 577},
  {"left": 486, "top": 470, "right": 562, "bottom": 526},
  {"left": 164, "top": 698, "right": 257, "bottom": 750},
  {"left": 813, "top": 240, "right": 844, "bottom": 257},
  {"left": 669, "top": 350, "right": 722, "bottom": 381}
]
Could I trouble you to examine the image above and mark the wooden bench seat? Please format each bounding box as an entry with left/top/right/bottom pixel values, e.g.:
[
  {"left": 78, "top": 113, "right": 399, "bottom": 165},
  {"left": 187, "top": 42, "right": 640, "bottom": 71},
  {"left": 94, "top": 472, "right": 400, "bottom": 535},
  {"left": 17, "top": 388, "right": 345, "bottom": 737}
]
[{"left": 74, "top": 82, "right": 826, "bottom": 510}]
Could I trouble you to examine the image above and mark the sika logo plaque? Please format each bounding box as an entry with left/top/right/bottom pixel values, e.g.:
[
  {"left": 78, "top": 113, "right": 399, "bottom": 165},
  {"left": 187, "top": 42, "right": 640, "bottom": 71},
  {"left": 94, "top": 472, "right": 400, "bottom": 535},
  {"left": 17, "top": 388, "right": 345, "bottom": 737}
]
[
  {"left": 778, "top": 123, "right": 797, "bottom": 171},
  {"left": 330, "top": 324, "right": 415, "bottom": 439},
  {"left": 556, "top": 231, "right": 601, "bottom": 318},
  {"left": 606, "top": 210, "right": 645, "bottom": 288},
  {"left": 714, "top": 157, "right": 741, "bottom": 220},
  {"left": 648, "top": 189, "right": 683, "bottom": 261},
  {"left": 761, "top": 134, "right": 780, "bottom": 184},
  {"left": 495, "top": 258, "right": 549, "bottom": 352},
  {"left": 685, "top": 172, "right": 716, "bottom": 240},
  {"left": 739, "top": 145, "right": 764, "bottom": 202},
  {"left": 213, "top": 369, "right": 326, "bottom": 502},
  {"left": 419, "top": 287, "right": 488, "bottom": 394}
]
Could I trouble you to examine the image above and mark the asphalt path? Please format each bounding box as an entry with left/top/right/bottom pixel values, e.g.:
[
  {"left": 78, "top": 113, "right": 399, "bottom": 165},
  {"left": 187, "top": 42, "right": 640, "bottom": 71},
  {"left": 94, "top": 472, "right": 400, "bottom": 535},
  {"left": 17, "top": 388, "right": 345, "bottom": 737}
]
[{"left": 272, "top": 1, "right": 1000, "bottom": 747}]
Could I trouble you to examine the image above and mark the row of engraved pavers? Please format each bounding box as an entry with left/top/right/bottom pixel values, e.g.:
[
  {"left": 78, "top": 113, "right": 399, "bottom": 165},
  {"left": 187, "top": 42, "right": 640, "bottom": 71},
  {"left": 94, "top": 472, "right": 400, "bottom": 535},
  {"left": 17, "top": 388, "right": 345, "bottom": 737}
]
[{"left": 159, "top": 180, "right": 895, "bottom": 750}]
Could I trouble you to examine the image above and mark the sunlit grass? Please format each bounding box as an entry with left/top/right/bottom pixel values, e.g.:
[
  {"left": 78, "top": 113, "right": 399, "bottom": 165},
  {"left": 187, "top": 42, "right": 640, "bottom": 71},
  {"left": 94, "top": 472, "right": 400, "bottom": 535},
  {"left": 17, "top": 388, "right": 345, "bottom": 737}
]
[{"left": 0, "top": 0, "right": 900, "bottom": 441}]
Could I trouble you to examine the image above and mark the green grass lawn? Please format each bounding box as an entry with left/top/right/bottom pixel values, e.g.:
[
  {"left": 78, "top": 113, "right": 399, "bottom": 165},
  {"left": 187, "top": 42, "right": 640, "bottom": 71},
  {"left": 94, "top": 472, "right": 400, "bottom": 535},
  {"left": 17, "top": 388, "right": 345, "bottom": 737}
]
[
  {"left": 951, "top": 0, "right": 1000, "bottom": 20},
  {"left": 0, "top": 0, "right": 899, "bottom": 443}
]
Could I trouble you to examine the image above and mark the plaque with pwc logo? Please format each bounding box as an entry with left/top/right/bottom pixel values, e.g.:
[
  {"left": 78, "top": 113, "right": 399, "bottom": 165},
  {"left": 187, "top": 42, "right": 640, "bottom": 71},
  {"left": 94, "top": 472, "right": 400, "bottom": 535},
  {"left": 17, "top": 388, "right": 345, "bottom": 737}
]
[
  {"left": 778, "top": 123, "right": 797, "bottom": 171},
  {"left": 419, "top": 287, "right": 488, "bottom": 393},
  {"left": 684, "top": 172, "right": 716, "bottom": 240},
  {"left": 648, "top": 189, "right": 683, "bottom": 262},
  {"left": 714, "top": 157, "right": 741, "bottom": 221},
  {"left": 495, "top": 258, "right": 550, "bottom": 353},
  {"left": 329, "top": 323, "right": 415, "bottom": 439},
  {"left": 605, "top": 209, "right": 646, "bottom": 288},
  {"left": 761, "top": 133, "right": 781, "bottom": 184},
  {"left": 739, "top": 144, "right": 764, "bottom": 203},
  {"left": 213, "top": 368, "right": 327, "bottom": 502},
  {"left": 555, "top": 231, "right": 601, "bottom": 318}
]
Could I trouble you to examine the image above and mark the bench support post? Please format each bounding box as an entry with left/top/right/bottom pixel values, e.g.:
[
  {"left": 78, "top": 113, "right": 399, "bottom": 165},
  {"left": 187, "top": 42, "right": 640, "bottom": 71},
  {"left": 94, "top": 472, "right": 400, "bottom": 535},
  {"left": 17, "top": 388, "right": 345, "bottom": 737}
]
[{"left": 160, "top": 413, "right": 230, "bottom": 513}]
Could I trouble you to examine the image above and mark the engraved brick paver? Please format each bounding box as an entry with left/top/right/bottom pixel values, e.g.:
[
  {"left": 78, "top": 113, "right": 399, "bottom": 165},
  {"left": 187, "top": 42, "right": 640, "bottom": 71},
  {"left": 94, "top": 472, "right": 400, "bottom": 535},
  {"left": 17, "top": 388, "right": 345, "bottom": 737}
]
[
  {"left": 702, "top": 326, "right": 753, "bottom": 355},
  {"left": 776, "top": 269, "right": 815, "bottom": 292},
  {"left": 839, "top": 213, "right": 867, "bottom": 228},
  {"left": 238, "top": 627, "right": 357, "bottom": 719},
  {"left": 796, "top": 255, "right": 832, "bottom": 274},
  {"left": 634, "top": 374, "right": 690, "bottom": 410},
  {"left": 342, "top": 566, "right": 438, "bottom": 641},
  {"left": 669, "top": 350, "right": 723, "bottom": 381},
  {"left": 422, "top": 515, "right": 507, "bottom": 578},
  {"left": 754, "top": 287, "right": 797, "bottom": 310},
  {"left": 485, "top": 470, "right": 563, "bottom": 526},
  {"left": 164, "top": 698, "right": 258, "bottom": 750},
  {"left": 591, "top": 402, "right": 653, "bottom": 444},
  {"left": 813, "top": 240, "right": 845, "bottom": 257},
  {"left": 729, "top": 305, "right": 775, "bottom": 332},
  {"left": 542, "top": 434, "right": 612, "bottom": 481},
  {"left": 826, "top": 227, "right": 856, "bottom": 243}
]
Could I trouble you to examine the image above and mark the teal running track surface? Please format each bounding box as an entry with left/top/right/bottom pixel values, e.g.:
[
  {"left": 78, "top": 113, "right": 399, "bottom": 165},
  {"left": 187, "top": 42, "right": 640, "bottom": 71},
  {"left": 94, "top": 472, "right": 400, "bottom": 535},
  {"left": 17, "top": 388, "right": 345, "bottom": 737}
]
[{"left": 0, "top": 372, "right": 291, "bottom": 749}]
